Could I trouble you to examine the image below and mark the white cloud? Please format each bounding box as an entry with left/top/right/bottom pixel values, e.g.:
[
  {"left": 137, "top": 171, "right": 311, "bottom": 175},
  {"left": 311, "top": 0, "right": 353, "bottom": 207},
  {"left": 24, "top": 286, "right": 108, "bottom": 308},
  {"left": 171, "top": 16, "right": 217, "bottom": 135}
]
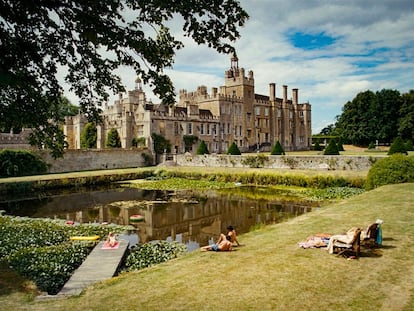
[{"left": 61, "top": 0, "right": 414, "bottom": 134}]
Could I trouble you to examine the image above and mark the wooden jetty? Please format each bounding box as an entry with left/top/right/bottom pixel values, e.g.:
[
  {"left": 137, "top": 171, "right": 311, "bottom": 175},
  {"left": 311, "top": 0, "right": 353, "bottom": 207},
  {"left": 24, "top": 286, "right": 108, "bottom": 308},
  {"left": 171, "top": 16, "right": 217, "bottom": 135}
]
[{"left": 37, "top": 239, "right": 129, "bottom": 300}]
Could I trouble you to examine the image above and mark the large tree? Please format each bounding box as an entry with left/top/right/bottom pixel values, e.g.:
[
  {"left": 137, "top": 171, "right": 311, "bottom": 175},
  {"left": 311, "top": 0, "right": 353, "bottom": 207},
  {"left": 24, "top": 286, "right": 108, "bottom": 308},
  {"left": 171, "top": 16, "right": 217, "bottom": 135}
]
[
  {"left": 398, "top": 90, "right": 414, "bottom": 141},
  {"left": 335, "top": 89, "right": 402, "bottom": 146},
  {"left": 0, "top": 1, "right": 249, "bottom": 157}
]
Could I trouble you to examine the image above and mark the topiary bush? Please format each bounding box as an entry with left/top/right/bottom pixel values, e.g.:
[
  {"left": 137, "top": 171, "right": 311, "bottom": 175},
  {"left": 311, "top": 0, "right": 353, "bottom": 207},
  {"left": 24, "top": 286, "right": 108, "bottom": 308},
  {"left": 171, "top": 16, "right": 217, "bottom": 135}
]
[
  {"left": 0, "top": 149, "right": 47, "bottom": 177},
  {"left": 227, "top": 142, "right": 241, "bottom": 155},
  {"left": 80, "top": 122, "right": 97, "bottom": 149},
  {"left": 365, "top": 154, "right": 414, "bottom": 190},
  {"left": 270, "top": 140, "right": 285, "bottom": 155},
  {"left": 404, "top": 140, "right": 413, "bottom": 152},
  {"left": 106, "top": 128, "right": 121, "bottom": 148},
  {"left": 388, "top": 137, "right": 407, "bottom": 155},
  {"left": 196, "top": 140, "right": 209, "bottom": 155},
  {"left": 323, "top": 139, "right": 339, "bottom": 155}
]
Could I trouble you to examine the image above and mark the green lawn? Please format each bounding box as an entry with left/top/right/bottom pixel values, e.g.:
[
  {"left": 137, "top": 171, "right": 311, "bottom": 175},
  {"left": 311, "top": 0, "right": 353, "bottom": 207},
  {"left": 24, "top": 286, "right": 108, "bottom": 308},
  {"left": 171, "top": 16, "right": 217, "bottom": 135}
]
[{"left": 1, "top": 182, "right": 413, "bottom": 310}]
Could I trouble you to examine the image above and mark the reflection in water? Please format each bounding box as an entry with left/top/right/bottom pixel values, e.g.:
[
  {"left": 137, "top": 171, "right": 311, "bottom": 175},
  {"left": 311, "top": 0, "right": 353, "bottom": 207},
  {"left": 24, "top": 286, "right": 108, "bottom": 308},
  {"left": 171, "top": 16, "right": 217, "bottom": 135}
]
[{"left": 1, "top": 186, "right": 317, "bottom": 251}]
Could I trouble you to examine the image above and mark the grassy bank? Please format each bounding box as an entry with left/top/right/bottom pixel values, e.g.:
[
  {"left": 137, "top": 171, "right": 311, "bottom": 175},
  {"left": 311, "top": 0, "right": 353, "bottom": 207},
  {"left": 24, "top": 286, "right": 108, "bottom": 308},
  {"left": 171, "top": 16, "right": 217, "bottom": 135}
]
[
  {"left": 1, "top": 182, "right": 413, "bottom": 310},
  {"left": 0, "top": 166, "right": 368, "bottom": 195}
]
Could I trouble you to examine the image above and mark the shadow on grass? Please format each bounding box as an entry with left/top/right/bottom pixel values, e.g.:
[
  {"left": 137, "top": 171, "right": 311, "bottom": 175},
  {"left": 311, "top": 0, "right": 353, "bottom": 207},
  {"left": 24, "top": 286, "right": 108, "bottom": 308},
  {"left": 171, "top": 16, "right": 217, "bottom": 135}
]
[
  {"left": 360, "top": 243, "right": 396, "bottom": 258},
  {"left": 0, "top": 261, "right": 38, "bottom": 296}
]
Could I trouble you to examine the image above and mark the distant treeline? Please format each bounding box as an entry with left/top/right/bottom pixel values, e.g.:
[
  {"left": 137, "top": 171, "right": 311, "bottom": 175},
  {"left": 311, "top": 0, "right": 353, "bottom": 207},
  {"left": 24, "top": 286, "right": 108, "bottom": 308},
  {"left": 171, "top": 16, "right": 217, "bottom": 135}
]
[{"left": 320, "top": 89, "right": 414, "bottom": 146}]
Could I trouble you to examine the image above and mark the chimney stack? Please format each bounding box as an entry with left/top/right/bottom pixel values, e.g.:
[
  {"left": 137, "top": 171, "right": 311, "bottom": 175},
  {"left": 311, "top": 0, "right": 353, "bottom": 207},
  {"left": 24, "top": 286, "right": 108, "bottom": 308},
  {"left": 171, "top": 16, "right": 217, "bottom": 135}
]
[
  {"left": 283, "top": 85, "right": 288, "bottom": 103},
  {"left": 292, "top": 88, "right": 298, "bottom": 105},
  {"left": 269, "top": 83, "right": 275, "bottom": 101}
]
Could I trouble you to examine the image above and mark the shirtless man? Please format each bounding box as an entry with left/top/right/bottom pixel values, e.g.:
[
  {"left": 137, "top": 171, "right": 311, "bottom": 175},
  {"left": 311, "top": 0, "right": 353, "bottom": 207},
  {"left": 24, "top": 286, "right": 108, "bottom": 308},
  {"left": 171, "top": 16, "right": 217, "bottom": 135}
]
[
  {"left": 226, "top": 225, "right": 240, "bottom": 246},
  {"left": 200, "top": 235, "right": 233, "bottom": 252}
]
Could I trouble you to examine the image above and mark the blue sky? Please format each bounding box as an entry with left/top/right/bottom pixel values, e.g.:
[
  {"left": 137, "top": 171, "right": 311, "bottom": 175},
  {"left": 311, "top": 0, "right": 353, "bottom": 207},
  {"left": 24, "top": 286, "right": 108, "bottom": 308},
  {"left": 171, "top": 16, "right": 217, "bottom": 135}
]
[{"left": 67, "top": 0, "right": 414, "bottom": 134}]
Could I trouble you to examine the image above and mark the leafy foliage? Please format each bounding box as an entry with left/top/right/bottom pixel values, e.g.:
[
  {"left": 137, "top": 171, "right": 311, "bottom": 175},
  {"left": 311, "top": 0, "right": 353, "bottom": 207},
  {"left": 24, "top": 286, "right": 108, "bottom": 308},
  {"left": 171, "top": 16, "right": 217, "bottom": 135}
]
[
  {"left": 80, "top": 122, "right": 97, "bottom": 149},
  {"left": 398, "top": 90, "right": 414, "bottom": 140},
  {"left": 0, "top": 150, "right": 47, "bottom": 177},
  {"left": 151, "top": 133, "right": 171, "bottom": 154},
  {"left": 132, "top": 137, "right": 146, "bottom": 148},
  {"left": 242, "top": 154, "right": 269, "bottom": 168},
  {"left": 183, "top": 135, "right": 198, "bottom": 152},
  {"left": 8, "top": 243, "right": 91, "bottom": 295},
  {"left": 270, "top": 140, "right": 285, "bottom": 155},
  {"left": 227, "top": 142, "right": 241, "bottom": 155},
  {"left": 323, "top": 139, "right": 339, "bottom": 155},
  {"left": 313, "top": 139, "right": 323, "bottom": 151},
  {"left": 0, "top": 216, "right": 130, "bottom": 294},
  {"left": 125, "top": 241, "right": 187, "bottom": 272},
  {"left": 106, "top": 128, "right": 121, "bottom": 148},
  {"left": 334, "top": 89, "right": 414, "bottom": 145},
  {"left": 405, "top": 140, "right": 413, "bottom": 151},
  {"left": 365, "top": 154, "right": 414, "bottom": 190},
  {"left": 0, "top": 1, "right": 248, "bottom": 157},
  {"left": 196, "top": 140, "right": 209, "bottom": 155},
  {"left": 305, "top": 187, "right": 365, "bottom": 201},
  {"left": 388, "top": 137, "right": 408, "bottom": 155}
]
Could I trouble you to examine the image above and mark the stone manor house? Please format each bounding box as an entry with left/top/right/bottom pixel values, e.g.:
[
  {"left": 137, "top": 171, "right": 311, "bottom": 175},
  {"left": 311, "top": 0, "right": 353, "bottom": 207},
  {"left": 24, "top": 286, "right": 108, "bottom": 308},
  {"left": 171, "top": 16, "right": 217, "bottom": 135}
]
[{"left": 64, "top": 55, "right": 312, "bottom": 154}]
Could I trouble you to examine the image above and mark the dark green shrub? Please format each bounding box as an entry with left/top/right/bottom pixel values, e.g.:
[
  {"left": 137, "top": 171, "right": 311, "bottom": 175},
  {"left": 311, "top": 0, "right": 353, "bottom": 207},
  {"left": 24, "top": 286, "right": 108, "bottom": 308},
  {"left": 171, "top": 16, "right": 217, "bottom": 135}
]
[
  {"left": 80, "top": 122, "right": 97, "bottom": 149},
  {"left": 365, "top": 154, "right": 414, "bottom": 190},
  {"left": 151, "top": 133, "right": 171, "bottom": 154},
  {"left": 125, "top": 240, "right": 186, "bottom": 272},
  {"left": 227, "top": 142, "right": 241, "bottom": 155},
  {"left": 405, "top": 140, "right": 413, "bottom": 151},
  {"left": 0, "top": 150, "right": 47, "bottom": 177},
  {"left": 323, "top": 139, "right": 339, "bottom": 155},
  {"left": 270, "top": 141, "right": 285, "bottom": 155},
  {"left": 183, "top": 135, "right": 198, "bottom": 152},
  {"left": 368, "top": 142, "right": 375, "bottom": 150},
  {"left": 313, "top": 139, "right": 323, "bottom": 151},
  {"left": 106, "top": 128, "right": 121, "bottom": 148},
  {"left": 337, "top": 138, "right": 345, "bottom": 151},
  {"left": 132, "top": 137, "right": 146, "bottom": 148},
  {"left": 196, "top": 140, "right": 209, "bottom": 155},
  {"left": 388, "top": 137, "right": 407, "bottom": 155},
  {"left": 141, "top": 152, "right": 154, "bottom": 166}
]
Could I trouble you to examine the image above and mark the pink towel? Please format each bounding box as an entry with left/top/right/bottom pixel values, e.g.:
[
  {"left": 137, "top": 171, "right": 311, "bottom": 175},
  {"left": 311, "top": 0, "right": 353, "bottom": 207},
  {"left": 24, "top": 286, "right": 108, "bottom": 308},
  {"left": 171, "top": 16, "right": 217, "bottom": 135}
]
[{"left": 101, "top": 241, "right": 120, "bottom": 249}]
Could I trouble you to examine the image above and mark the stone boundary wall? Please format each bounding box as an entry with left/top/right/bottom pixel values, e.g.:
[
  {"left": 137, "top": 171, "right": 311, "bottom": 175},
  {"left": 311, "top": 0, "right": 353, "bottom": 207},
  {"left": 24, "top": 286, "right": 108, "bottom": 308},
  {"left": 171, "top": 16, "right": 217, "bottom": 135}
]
[
  {"left": 35, "top": 150, "right": 382, "bottom": 173},
  {"left": 37, "top": 149, "right": 150, "bottom": 173},
  {"left": 173, "top": 154, "right": 383, "bottom": 171}
]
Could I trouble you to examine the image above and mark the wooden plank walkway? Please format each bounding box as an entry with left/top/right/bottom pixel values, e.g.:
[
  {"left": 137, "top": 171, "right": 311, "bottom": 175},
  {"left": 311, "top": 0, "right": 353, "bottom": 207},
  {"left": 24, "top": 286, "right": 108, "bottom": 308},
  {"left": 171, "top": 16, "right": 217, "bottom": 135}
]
[{"left": 38, "top": 239, "right": 129, "bottom": 300}]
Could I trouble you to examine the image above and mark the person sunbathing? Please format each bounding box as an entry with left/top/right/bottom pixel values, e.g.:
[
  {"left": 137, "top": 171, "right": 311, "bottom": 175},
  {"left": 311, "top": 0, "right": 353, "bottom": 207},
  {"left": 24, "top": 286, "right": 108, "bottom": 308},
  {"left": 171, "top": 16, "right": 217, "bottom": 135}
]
[
  {"left": 326, "top": 227, "right": 359, "bottom": 254},
  {"left": 200, "top": 235, "right": 232, "bottom": 252},
  {"left": 226, "top": 225, "right": 241, "bottom": 246},
  {"left": 106, "top": 232, "right": 118, "bottom": 247}
]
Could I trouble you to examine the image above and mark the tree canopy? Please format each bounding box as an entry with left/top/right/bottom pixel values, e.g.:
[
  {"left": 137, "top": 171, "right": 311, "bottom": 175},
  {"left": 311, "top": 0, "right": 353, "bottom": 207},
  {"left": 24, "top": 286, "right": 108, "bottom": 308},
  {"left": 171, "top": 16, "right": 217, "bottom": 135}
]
[
  {"left": 334, "top": 89, "right": 413, "bottom": 146},
  {"left": 106, "top": 128, "right": 121, "bottom": 148},
  {"left": 0, "top": 0, "right": 249, "bottom": 157}
]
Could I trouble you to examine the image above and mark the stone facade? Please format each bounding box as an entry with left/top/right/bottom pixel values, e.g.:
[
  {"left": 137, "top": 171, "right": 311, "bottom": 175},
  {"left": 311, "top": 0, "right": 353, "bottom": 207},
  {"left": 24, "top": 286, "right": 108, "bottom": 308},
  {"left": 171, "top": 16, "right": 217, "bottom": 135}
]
[
  {"left": 0, "top": 128, "right": 33, "bottom": 150},
  {"left": 64, "top": 54, "right": 312, "bottom": 154}
]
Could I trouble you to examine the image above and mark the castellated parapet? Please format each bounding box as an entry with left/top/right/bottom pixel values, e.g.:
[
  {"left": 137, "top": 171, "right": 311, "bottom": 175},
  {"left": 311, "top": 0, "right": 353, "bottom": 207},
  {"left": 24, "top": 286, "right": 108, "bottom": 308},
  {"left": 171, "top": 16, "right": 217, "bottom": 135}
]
[{"left": 64, "top": 55, "right": 311, "bottom": 157}]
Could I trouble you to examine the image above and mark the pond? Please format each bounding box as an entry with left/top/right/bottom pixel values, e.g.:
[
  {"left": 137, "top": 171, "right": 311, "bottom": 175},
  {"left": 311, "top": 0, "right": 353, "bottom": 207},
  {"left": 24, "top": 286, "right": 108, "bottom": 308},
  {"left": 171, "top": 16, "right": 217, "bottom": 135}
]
[{"left": 0, "top": 185, "right": 318, "bottom": 251}]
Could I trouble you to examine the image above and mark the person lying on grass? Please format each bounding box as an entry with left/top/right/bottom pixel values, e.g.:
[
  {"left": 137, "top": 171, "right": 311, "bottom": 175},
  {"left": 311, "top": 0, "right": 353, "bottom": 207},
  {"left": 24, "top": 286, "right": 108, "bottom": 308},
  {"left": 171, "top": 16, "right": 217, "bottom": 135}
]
[
  {"left": 226, "top": 225, "right": 241, "bottom": 246},
  {"left": 201, "top": 234, "right": 232, "bottom": 252}
]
